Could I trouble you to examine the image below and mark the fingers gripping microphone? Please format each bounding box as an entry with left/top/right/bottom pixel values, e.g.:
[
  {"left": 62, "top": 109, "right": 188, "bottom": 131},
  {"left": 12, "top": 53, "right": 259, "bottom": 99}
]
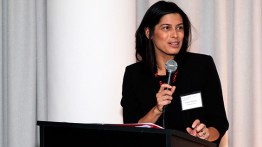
[
  {"left": 165, "top": 60, "right": 178, "bottom": 87},
  {"left": 162, "top": 60, "right": 177, "bottom": 128}
]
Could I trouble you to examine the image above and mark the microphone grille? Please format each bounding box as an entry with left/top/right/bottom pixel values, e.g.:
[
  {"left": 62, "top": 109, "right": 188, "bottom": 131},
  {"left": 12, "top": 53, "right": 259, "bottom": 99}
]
[{"left": 165, "top": 60, "right": 178, "bottom": 72}]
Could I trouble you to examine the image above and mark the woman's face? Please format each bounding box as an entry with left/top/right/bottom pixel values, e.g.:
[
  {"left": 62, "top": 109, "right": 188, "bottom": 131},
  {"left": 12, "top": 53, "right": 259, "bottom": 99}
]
[{"left": 147, "top": 13, "right": 184, "bottom": 59}]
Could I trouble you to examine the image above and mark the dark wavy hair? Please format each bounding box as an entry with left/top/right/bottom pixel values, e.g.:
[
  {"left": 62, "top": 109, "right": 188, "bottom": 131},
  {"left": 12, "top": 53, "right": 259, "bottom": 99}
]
[{"left": 135, "top": 1, "right": 192, "bottom": 73}]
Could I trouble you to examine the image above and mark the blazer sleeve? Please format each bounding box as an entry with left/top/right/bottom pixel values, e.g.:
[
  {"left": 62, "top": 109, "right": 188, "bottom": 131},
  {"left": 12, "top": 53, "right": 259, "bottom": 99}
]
[
  {"left": 120, "top": 66, "right": 142, "bottom": 123},
  {"left": 203, "top": 56, "right": 229, "bottom": 143}
]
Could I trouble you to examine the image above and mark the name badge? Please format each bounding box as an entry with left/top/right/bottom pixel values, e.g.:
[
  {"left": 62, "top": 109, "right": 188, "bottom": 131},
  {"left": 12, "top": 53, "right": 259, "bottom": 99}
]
[{"left": 181, "top": 92, "right": 203, "bottom": 111}]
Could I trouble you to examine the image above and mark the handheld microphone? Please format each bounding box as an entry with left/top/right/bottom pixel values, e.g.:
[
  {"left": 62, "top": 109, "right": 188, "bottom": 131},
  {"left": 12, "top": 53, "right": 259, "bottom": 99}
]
[
  {"left": 165, "top": 60, "right": 178, "bottom": 88},
  {"left": 162, "top": 60, "right": 177, "bottom": 128}
]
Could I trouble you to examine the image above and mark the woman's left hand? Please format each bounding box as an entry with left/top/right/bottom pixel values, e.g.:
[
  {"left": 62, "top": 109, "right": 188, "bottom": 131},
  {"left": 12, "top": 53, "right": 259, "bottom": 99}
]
[{"left": 186, "top": 119, "right": 210, "bottom": 141}]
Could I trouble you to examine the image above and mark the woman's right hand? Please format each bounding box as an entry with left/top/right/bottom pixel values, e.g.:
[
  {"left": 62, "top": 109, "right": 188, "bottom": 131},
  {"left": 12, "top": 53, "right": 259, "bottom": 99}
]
[{"left": 155, "top": 84, "right": 176, "bottom": 112}]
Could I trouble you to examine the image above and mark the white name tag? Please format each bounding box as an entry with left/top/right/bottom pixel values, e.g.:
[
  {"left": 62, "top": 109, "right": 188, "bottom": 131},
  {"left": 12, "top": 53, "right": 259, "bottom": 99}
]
[{"left": 181, "top": 92, "right": 203, "bottom": 111}]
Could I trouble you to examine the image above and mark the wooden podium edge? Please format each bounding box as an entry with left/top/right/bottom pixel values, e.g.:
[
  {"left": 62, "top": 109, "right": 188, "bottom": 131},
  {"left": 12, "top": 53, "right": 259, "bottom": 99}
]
[{"left": 37, "top": 121, "right": 216, "bottom": 147}]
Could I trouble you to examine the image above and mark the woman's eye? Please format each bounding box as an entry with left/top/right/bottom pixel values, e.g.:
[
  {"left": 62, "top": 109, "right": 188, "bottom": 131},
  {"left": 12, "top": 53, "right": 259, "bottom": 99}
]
[
  {"left": 176, "top": 25, "right": 184, "bottom": 30},
  {"left": 161, "top": 25, "right": 170, "bottom": 30},
  {"left": 162, "top": 26, "right": 170, "bottom": 30}
]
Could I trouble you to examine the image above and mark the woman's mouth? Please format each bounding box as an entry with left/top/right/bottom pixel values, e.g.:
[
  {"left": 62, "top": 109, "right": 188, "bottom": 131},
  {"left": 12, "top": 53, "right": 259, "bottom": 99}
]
[{"left": 169, "top": 41, "right": 180, "bottom": 48}]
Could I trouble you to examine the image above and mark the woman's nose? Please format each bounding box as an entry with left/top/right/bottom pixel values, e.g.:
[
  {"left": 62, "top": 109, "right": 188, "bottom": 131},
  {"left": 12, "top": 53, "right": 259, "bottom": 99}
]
[{"left": 170, "top": 29, "right": 178, "bottom": 38}]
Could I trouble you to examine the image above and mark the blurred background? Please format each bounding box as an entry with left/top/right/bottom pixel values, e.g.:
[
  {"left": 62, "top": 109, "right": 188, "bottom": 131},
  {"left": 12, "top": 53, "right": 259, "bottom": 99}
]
[{"left": 1, "top": 0, "right": 261, "bottom": 147}]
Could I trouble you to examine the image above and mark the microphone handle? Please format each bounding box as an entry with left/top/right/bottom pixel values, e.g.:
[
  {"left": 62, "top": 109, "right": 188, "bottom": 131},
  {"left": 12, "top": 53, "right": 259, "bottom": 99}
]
[
  {"left": 166, "top": 71, "right": 173, "bottom": 85},
  {"left": 164, "top": 71, "right": 173, "bottom": 91},
  {"left": 162, "top": 71, "right": 173, "bottom": 113},
  {"left": 162, "top": 71, "right": 173, "bottom": 128}
]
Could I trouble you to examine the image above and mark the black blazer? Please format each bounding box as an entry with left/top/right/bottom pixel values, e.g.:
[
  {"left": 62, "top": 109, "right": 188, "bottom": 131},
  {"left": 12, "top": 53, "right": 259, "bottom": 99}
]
[{"left": 121, "top": 52, "right": 229, "bottom": 145}]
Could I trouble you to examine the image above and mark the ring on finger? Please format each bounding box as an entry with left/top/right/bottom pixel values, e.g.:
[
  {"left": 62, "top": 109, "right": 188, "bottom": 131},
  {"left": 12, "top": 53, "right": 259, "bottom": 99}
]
[{"left": 203, "top": 132, "right": 206, "bottom": 136}]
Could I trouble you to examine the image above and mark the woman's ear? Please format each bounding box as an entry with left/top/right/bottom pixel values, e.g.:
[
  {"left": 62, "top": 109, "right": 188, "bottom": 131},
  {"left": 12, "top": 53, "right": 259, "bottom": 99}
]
[{"left": 144, "top": 27, "right": 150, "bottom": 39}]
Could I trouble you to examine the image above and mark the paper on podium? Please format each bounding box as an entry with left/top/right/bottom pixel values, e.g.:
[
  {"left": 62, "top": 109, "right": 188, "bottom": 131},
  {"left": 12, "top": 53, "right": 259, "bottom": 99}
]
[{"left": 110, "top": 123, "right": 164, "bottom": 129}]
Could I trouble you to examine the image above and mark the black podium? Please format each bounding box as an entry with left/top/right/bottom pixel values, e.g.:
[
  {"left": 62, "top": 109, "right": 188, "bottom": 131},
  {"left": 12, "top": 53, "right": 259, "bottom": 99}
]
[{"left": 37, "top": 121, "right": 216, "bottom": 147}]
